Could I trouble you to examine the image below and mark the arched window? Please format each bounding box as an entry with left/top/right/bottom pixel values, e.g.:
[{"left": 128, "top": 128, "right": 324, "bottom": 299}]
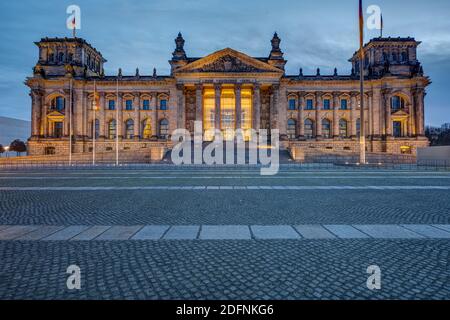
[
  {"left": 125, "top": 119, "right": 134, "bottom": 139},
  {"left": 159, "top": 119, "right": 169, "bottom": 139},
  {"left": 142, "top": 119, "right": 152, "bottom": 139},
  {"left": 92, "top": 119, "right": 99, "bottom": 139},
  {"left": 108, "top": 120, "right": 116, "bottom": 139},
  {"left": 48, "top": 52, "right": 55, "bottom": 63},
  {"left": 339, "top": 119, "right": 348, "bottom": 138},
  {"left": 322, "top": 119, "right": 332, "bottom": 138},
  {"left": 51, "top": 96, "right": 65, "bottom": 111},
  {"left": 304, "top": 119, "right": 315, "bottom": 139},
  {"left": 391, "top": 96, "right": 405, "bottom": 111},
  {"left": 287, "top": 119, "right": 297, "bottom": 139}
]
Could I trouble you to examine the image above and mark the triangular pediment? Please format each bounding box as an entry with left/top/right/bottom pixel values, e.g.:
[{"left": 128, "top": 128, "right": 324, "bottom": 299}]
[
  {"left": 175, "top": 48, "right": 283, "bottom": 74},
  {"left": 47, "top": 110, "right": 65, "bottom": 119},
  {"left": 392, "top": 109, "right": 409, "bottom": 117}
]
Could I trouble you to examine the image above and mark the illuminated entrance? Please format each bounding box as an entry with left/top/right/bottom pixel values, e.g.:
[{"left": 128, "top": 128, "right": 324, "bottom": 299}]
[{"left": 221, "top": 88, "right": 236, "bottom": 140}]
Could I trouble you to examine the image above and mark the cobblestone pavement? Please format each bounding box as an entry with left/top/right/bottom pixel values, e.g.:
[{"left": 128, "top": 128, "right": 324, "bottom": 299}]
[{"left": 0, "top": 167, "right": 449, "bottom": 299}]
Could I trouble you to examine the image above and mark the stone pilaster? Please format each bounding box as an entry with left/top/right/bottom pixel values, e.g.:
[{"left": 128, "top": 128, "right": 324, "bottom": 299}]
[
  {"left": 298, "top": 93, "right": 305, "bottom": 138},
  {"left": 30, "top": 90, "right": 42, "bottom": 137},
  {"left": 315, "top": 92, "right": 322, "bottom": 138},
  {"left": 176, "top": 84, "right": 185, "bottom": 130},
  {"left": 415, "top": 88, "right": 425, "bottom": 136},
  {"left": 332, "top": 92, "right": 339, "bottom": 138},
  {"left": 133, "top": 92, "right": 140, "bottom": 139},
  {"left": 252, "top": 84, "right": 261, "bottom": 131},
  {"left": 74, "top": 89, "right": 84, "bottom": 138},
  {"left": 99, "top": 92, "right": 105, "bottom": 138},
  {"left": 350, "top": 92, "right": 358, "bottom": 138},
  {"left": 271, "top": 85, "right": 279, "bottom": 131},
  {"left": 278, "top": 86, "right": 287, "bottom": 136},
  {"left": 117, "top": 92, "right": 123, "bottom": 138},
  {"left": 151, "top": 92, "right": 158, "bottom": 138},
  {"left": 382, "top": 89, "right": 392, "bottom": 137}
]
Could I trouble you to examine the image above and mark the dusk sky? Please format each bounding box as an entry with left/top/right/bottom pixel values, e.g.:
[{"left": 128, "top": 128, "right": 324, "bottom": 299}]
[{"left": 0, "top": 0, "right": 449, "bottom": 126}]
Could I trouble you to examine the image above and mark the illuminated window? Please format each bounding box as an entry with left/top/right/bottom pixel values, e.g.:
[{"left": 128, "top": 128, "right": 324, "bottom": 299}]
[
  {"left": 221, "top": 88, "right": 235, "bottom": 140},
  {"left": 142, "top": 119, "right": 152, "bottom": 139},
  {"left": 203, "top": 88, "right": 215, "bottom": 141},
  {"left": 241, "top": 89, "right": 252, "bottom": 141}
]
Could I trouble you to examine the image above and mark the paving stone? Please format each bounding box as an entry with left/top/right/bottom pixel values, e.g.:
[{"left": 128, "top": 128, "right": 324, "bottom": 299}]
[
  {"left": 131, "top": 226, "right": 169, "bottom": 240},
  {"left": 200, "top": 226, "right": 251, "bottom": 240},
  {"left": 251, "top": 226, "right": 300, "bottom": 239},
  {"left": 353, "top": 225, "right": 424, "bottom": 239},
  {"left": 401, "top": 225, "right": 450, "bottom": 239},
  {"left": 432, "top": 225, "right": 450, "bottom": 233},
  {"left": 71, "top": 226, "right": 111, "bottom": 241},
  {"left": 324, "top": 225, "right": 370, "bottom": 239},
  {"left": 43, "top": 226, "right": 91, "bottom": 240},
  {"left": 294, "top": 225, "right": 337, "bottom": 239},
  {"left": 0, "top": 226, "right": 40, "bottom": 240},
  {"left": 96, "top": 226, "right": 143, "bottom": 240},
  {"left": 16, "top": 226, "right": 65, "bottom": 240},
  {"left": 163, "top": 226, "right": 199, "bottom": 240}
]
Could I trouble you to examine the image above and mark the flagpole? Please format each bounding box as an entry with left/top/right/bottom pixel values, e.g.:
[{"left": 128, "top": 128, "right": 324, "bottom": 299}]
[
  {"left": 69, "top": 78, "right": 73, "bottom": 166},
  {"left": 115, "top": 77, "right": 119, "bottom": 166},
  {"left": 93, "top": 80, "right": 97, "bottom": 166},
  {"left": 359, "top": 0, "right": 366, "bottom": 165}
]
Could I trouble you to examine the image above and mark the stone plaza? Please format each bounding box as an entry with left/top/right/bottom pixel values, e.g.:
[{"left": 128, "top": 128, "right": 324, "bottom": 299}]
[{"left": 0, "top": 165, "right": 449, "bottom": 300}]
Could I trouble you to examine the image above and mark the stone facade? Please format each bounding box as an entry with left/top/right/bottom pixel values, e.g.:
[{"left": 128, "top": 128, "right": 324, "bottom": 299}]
[{"left": 26, "top": 33, "right": 430, "bottom": 156}]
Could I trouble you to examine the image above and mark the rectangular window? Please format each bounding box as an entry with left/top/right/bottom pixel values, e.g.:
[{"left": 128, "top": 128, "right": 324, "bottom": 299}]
[
  {"left": 306, "top": 99, "right": 314, "bottom": 110},
  {"left": 160, "top": 99, "right": 167, "bottom": 110},
  {"left": 288, "top": 99, "right": 296, "bottom": 110},
  {"left": 108, "top": 100, "right": 115, "bottom": 110},
  {"left": 323, "top": 99, "right": 331, "bottom": 110},
  {"left": 125, "top": 99, "right": 133, "bottom": 110},
  {"left": 142, "top": 99, "right": 150, "bottom": 110},
  {"left": 341, "top": 99, "right": 348, "bottom": 110}
]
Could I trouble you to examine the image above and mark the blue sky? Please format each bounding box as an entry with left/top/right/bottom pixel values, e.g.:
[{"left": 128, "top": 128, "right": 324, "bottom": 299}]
[{"left": 0, "top": 0, "right": 449, "bottom": 126}]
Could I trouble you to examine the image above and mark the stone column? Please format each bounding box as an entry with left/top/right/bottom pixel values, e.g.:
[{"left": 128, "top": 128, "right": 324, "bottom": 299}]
[
  {"left": 176, "top": 84, "right": 185, "bottom": 130},
  {"left": 214, "top": 84, "right": 221, "bottom": 130},
  {"left": 30, "top": 90, "right": 42, "bottom": 137},
  {"left": 332, "top": 92, "right": 339, "bottom": 138},
  {"left": 117, "top": 92, "right": 123, "bottom": 138},
  {"left": 372, "top": 88, "right": 381, "bottom": 137},
  {"left": 99, "top": 92, "right": 105, "bottom": 138},
  {"left": 278, "top": 87, "right": 287, "bottom": 136},
  {"left": 195, "top": 84, "right": 203, "bottom": 123},
  {"left": 271, "top": 85, "right": 279, "bottom": 131},
  {"left": 235, "top": 84, "right": 242, "bottom": 129},
  {"left": 252, "top": 84, "right": 261, "bottom": 131},
  {"left": 298, "top": 93, "right": 305, "bottom": 138},
  {"left": 73, "top": 89, "right": 84, "bottom": 138},
  {"left": 415, "top": 89, "right": 425, "bottom": 136},
  {"left": 40, "top": 95, "right": 48, "bottom": 137},
  {"left": 350, "top": 92, "right": 358, "bottom": 137},
  {"left": 315, "top": 92, "right": 322, "bottom": 138},
  {"left": 133, "top": 92, "right": 140, "bottom": 139},
  {"left": 151, "top": 92, "right": 158, "bottom": 138}
]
